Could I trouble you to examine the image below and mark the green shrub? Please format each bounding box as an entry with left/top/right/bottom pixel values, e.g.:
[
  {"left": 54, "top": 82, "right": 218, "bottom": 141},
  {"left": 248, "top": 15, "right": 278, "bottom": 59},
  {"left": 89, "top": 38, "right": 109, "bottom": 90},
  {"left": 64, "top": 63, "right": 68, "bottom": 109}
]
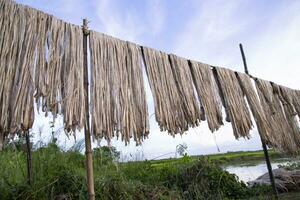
[
  {"left": 0, "top": 144, "right": 276, "bottom": 200},
  {"left": 167, "top": 157, "right": 249, "bottom": 200}
]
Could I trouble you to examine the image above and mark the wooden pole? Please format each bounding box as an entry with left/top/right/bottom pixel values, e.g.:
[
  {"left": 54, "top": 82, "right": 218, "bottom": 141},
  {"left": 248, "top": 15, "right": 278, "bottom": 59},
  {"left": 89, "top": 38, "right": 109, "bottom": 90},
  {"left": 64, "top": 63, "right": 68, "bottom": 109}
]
[
  {"left": 239, "top": 44, "right": 249, "bottom": 75},
  {"left": 82, "top": 19, "right": 95, "bottom": 200},
  {"left": 239, "top": 43, "right": 278, "bottom": 198},
  {"left": 25, "top": 131, "right": 32, "bottom": 185},
  {"left": 0, "top": 132, "right": 4, "bottom": 151}
]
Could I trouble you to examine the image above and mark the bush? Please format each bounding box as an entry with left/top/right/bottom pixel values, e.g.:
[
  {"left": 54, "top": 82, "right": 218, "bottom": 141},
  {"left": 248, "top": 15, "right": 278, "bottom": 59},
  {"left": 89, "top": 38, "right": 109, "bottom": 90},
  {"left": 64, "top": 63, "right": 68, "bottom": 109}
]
[{"left": 167, "top": 157, "right": 249, "bottom": 200}]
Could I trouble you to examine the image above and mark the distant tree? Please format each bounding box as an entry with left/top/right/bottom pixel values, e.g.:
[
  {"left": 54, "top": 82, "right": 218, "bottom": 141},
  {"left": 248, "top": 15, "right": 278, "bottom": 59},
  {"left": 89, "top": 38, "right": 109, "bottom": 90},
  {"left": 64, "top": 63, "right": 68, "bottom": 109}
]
[
  {"left": 176, "top": 143, "right": 188, "bottom": 158},
  {"left": 93, "top": 146, "right": 120, "bottom": 164},
  {"left": 49, "top": 119, "right": 58, "bottom": 144}
]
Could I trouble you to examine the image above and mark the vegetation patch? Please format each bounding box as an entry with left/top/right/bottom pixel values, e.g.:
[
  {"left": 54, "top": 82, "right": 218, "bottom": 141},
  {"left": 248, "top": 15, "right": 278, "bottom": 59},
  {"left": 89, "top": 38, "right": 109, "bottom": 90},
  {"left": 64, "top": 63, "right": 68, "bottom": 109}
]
[{"left": 0, "top": 141, "right": 283, "bottom": 200}]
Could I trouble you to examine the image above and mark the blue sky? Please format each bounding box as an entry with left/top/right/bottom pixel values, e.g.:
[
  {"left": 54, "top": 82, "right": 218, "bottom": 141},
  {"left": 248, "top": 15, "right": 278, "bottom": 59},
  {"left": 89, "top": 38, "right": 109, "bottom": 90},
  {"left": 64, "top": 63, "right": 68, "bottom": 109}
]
[{"left": 16, "top": 0, "right": 300, "bottom": 159}]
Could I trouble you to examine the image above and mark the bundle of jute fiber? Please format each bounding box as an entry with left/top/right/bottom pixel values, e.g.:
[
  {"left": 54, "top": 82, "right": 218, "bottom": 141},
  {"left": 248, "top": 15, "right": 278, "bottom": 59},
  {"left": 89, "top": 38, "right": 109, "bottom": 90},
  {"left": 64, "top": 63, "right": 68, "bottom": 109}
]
[
  {"left": 34, "top": 11, "right": 48, "bottom": 101},
  {"left": 291, "top": 90, "right": 300, "bottom": 119},
  {"left": 0, "top": 3, "right": 36, "bottom": 136},
  {"left": 277, "top": 85, "right": 300, "bottom": 147},
  {"left": 279, "top": 86, "right": 298, "bottom": 118},
  {"left": 255, "top": 79, "right": 298, "bottom": 153},
  {"left": 213, "top": 67, "right": 253, "bottom": 139},
  {"left": 236, "top": 73, "right": 273, "bottom": 144},
  {"left": 0, "top": 0, "right": 18, "bottom": 134},
  {"left": 168, "top": 55, "right": 202, "bottom": 125},
  {"left": 189, "top": 61, "right": 223, "bottom": 132},
  {"left": 142, "top": 47, "right": 200, "bottom": 135},
  {"left": 35, "top": 17, "right": 65, "bottom": 117},
  {"left": 273, "top": 84, "right": 300, "bottom": 153},
  {"left": 32, "top": 12, "right": 86, "bottom": 132},
  {"left": 89, "top": 31, "right": 149, "bottom": 145},
  {"left": 212, "top": 68, "right": 231, "bottom": 123},
  {"left": 60, "top": 24, "right": 86, "bottom": 132},
  {"left": 9, "top": 6, "right": 37, "bottom": 134},
  {"left": 0, "top": 0, "right": 86, "bottom": 134},
  {"left": 126, "top": 42, "right": 150, "bottom": 144},
  {"left": 24, "top": 3, "right": 85, "bottom": 131}
]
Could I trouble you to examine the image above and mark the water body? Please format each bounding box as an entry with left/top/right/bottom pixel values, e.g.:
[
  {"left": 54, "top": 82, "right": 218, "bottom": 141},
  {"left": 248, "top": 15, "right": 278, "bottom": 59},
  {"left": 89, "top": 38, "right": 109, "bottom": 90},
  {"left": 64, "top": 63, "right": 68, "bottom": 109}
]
[{"left": 224, "top": 159, "right": 293, "bottom": 183}]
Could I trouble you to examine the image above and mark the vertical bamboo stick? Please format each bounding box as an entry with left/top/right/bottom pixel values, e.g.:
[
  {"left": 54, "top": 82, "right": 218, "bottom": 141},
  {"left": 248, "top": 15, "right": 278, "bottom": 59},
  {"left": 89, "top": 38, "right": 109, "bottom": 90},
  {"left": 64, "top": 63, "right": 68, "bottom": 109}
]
[
  {"left": 82, "top": 19, "right": 95, "bottom": 200},
  {"left": 0, "top": 133, "right": 4, "bottom": 151},
  {"left": 25, "top": 131, "right": 32, "bottom": 185},
  {"left": 239, "top": 43, "right": 278, "bottom": 198}
]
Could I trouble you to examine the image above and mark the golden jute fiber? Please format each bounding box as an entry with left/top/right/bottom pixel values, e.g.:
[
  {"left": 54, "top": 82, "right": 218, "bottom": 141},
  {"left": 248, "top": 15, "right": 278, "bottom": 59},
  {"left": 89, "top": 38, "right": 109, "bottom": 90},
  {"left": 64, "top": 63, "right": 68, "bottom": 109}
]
[
  {"left": 89, "top": 31, "right": 149, "bottom": 145},
  {"left": 236, "top": 73, "right": 273, "bottom": 143},
  {"left": 255, "top": 79, "right": 298, "bottom": 154},
  {"left": 143, "top": 47, "right": 203, "bottom": 136},
  {"left": 0, "top": 0, "right": 299, "bottom": 152},
  {"left": 214, "top": 67, "right": 253, "bottom": 139},
  {"left": 291, "top": 89, "right": 300, "bottom": 119},
  {"left": 0, "top": 0, "right": 85, "bottom": 137},
  {"left": 277, "top": 85, "right": 300, "bottom": 148},
  {"left": 168, "top": 55, "right": 202, "bottom": 127},
  {"left": 189, "top": 61, "right": 223, "bottom": 132}
]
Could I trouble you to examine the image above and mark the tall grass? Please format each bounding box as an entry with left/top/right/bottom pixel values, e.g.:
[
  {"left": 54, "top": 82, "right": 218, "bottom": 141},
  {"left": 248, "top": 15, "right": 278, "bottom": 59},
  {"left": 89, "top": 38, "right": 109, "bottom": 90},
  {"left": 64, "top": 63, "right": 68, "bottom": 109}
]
[{"left": 0, "top": 142, "right": 274, "bottom": 200}]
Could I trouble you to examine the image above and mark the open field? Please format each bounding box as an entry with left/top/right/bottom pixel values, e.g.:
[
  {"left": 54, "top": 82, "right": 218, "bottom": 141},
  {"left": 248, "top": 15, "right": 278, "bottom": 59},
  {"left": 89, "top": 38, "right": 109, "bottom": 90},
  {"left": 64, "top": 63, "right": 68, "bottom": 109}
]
[{"left": 149, "top": 149, "right": 287, "bottom": 167}]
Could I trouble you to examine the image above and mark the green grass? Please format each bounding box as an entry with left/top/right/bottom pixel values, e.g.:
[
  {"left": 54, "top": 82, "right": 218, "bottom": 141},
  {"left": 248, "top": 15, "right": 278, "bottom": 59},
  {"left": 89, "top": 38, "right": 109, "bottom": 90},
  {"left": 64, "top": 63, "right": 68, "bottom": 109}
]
[
  {"left": 148, "top": 150, "right": 285, "bottom": 168},
  {"left": 205, "top": 150, "right": 285, "bottom": 165},
  {"left": 0, "top": 143, "right": 293, "bottom": 200},
  {"left": 279, "top": 192, "right": 300, "bottom": 199}
]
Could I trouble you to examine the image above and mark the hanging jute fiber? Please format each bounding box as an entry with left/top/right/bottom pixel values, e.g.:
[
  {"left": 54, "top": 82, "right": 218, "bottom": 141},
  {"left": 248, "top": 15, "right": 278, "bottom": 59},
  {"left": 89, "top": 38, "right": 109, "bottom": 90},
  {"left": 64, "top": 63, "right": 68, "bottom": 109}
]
[
  {"left": 213, "top": 67, "right": 253, "bottom": 139},
  {"left": 189, "top": 61, "right": 223, "bottom": 132},
  {"left": 89, "top": 31, "right": 149, "bottom": 145},
  {"left": 279, "top": 86, "right": 299, "bottom": 120},
  {"left": 168, "top": 55, "right": 202, "bottom": 125},
  {"left": 291, "top": 89, "right": 300, "bottom": 119},
  {"left": 62, "top": 24, "right": 85, "bottom": 132},
  {"left": 32, "top": 11, "right": 86, "bottom": 133},
  {"left": 255, "top": 79, "right": 298, "bottom": 154},
  {"left": 236, "top": 73, "right": 273, "bottom": 144},
  {"left": 277, "top": 85, "right": 300, "bottom": 147},
  {"left": 0, "top": 2, "right": 36, "bottom": 136},
  {"left": 142, "top": 47, "right": 202, "bottom": 136},
  {"left": 212, "top": 68, "right": 231, "bottom": 123},
  {"left": 1, "top": 0, "right": 300, "bottom": 153},
  {"left": 0, "top": 0, "right": 85, "bottom": 137}
]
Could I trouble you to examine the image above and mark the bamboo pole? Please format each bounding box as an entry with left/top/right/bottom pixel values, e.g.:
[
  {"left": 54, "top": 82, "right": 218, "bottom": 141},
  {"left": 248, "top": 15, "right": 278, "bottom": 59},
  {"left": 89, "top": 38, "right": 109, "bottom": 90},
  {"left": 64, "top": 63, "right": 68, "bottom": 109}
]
[
  {"left": 0, "top": 133, "right": 4, "bottom": 151},
  {"left": 25, "top": 131, "right": 32, "bottom": 185},
  {"left": 239, "top": 43, "right": 278, "bottom": 198},
  {"left": 82, "top": 19, "right": 95, "bottom": 200}
]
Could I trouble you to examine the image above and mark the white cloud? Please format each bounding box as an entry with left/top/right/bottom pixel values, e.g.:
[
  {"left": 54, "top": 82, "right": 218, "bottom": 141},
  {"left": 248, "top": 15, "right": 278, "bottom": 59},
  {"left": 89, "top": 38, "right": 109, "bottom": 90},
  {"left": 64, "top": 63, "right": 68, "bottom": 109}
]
[
  {"left": 173, "top": 0, "right": 300, "bottom": 89},
  {"left": 92, "top": 0, "right": 165, "bottom": 43},
  {"left": 145, "top": 0, "right": 164, "bottom": 35},
  {"left": 174, "top": 0, "right": 247, "bottom": 67},
  {"left": 248, "top": 1, "right": 300, "bottom": 89},
  {"left": 92, "top": 0, "right": 141, "bottom": 41},
  {"left": 16, "top": 0, "right": 88, "bottom": 25}
]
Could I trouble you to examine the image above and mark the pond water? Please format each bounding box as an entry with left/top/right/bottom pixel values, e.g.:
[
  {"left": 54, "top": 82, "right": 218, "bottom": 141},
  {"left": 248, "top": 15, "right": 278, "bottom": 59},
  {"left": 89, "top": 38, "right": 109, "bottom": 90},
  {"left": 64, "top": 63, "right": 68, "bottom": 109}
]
[{"left": 224, "top": 160, "right": 291, "bottom": 183}]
